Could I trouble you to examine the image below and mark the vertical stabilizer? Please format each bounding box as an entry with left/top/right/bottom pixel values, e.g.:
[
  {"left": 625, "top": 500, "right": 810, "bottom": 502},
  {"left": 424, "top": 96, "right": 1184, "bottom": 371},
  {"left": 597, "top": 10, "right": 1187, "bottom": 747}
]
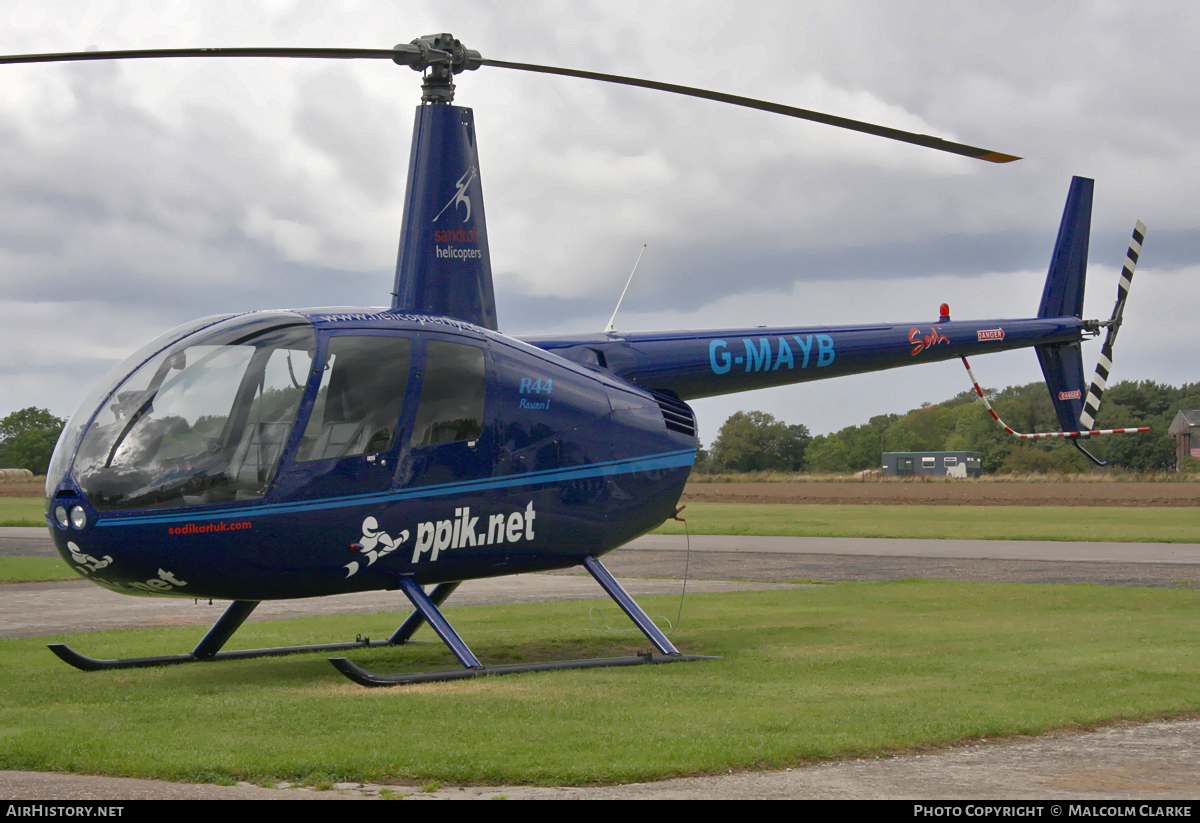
[
  {"left": 1036, "top": 176, "right": 1093, "bottom": 431},
  {"left": 391, "top": 104, "right": 498, "bottom": 330},
  {"left": 1037, "top": 176, "right": 1092, "bottom": 319}
]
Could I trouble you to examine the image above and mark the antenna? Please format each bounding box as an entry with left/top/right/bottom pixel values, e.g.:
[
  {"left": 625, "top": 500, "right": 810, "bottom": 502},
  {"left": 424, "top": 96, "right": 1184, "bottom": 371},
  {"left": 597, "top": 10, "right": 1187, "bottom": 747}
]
[{"left": 605, "top": 244, "right": 647, "bottom": 334}]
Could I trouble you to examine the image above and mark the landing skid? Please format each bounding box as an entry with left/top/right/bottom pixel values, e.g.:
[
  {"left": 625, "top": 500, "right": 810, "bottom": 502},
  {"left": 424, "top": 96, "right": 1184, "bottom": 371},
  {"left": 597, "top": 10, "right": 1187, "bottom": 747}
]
[
  {"left": 48, "top": 555, "right": 718, "bottom": 684},
  {"left": 48, "top": 636, "right": 401, "bottom": 671},
  {"left": 328, "top": 554, "right": 719, "bottom": 687},
  {"left": 331, "top": 651, "right": 714, "bottom": 687},
  {"left": 48, "top": 582, "right": 462, "bottom": 672}
]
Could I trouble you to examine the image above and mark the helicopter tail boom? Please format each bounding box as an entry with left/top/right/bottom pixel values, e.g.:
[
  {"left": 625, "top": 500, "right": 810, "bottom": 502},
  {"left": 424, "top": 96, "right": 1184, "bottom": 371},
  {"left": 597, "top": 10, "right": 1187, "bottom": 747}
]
[
  {"left": 527, "top": 176, "right": 1117, "bottom": 415},
  {"left": 527, "top": 314, "right": 1082, "bottom": 402}
]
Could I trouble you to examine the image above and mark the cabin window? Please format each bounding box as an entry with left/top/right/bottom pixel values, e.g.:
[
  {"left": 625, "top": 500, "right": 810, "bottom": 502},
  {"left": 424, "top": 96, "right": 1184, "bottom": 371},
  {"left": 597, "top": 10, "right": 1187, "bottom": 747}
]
[
  {"left": 296, "top": 336, "right": 412, "bottom": 462},
  {"left": 411, "top": 341, "right": 485, "bottom": 446},
  {"left": 944, "top": 457, "right": 957, "bottom": 466},
  {"left": 921, "top": 457, "right": 935, "bottom": 468}
]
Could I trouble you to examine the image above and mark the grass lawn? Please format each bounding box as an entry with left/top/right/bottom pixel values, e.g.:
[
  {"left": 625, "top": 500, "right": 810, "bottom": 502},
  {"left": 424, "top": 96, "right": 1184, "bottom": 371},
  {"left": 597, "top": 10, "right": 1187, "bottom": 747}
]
[
  {"left": 0, "top": 557, "right": 77, "bottom": 582},
  {"left": 1, "top": 582, "right": 1197, "bottom": 786},
  {"left": 0, "top": 498, "right": 43, "bottom": 527},
  {"left": 655, "top": 502, "right": 1200, "bottom": 543}
]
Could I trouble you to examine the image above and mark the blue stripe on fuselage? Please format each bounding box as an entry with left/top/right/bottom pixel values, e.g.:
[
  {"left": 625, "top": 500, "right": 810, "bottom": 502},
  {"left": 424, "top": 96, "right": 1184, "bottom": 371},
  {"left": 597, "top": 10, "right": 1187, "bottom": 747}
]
[{"left": 95, "top": 448, "right": 696, "bottom": 527}]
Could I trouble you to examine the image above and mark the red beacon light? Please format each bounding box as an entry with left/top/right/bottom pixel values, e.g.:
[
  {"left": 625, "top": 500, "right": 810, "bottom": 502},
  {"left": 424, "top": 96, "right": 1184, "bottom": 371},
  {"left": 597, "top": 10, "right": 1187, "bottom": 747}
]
[{"left": 939, "top": 303, "right": 950, "bottom": 322}]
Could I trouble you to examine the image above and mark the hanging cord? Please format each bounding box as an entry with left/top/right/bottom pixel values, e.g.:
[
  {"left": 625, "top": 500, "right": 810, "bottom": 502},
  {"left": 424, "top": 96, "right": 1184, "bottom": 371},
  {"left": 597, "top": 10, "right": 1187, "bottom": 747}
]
[
  {"left": 673, "top": 504, "right": 692, "bottom": 630},
  {"left": 588, "top": 606, "right": 670, "bottom": 633},
  {"left": 586, "top": 504, "right": 693, "bottom": 636}
]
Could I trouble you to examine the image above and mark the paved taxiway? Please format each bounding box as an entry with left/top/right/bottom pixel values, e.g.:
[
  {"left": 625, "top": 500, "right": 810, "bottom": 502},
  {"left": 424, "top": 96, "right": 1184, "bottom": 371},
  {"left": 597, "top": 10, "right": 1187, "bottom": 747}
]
[{"left": 3, "top": 527, "right": 1199, "bottom": 799}]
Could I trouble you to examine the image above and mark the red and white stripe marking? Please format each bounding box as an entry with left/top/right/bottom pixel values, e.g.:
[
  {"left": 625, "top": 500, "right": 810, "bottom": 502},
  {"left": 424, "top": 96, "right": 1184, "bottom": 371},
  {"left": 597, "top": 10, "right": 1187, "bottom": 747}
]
[{"left": 961, "top": 357, "right": 1149, "bottom": 438}]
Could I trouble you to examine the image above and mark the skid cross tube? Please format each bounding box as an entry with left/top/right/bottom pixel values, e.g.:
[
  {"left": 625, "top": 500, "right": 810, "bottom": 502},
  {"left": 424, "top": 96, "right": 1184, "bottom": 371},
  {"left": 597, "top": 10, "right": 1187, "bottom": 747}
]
[
  {"left": 191, "top": 599, "right": 260, "bottom": 659},
  {"left": 329, "top": 554, "right": 718, "bottom": 687},
  {"left": 47, "top": 585, "right": 463, "bottom": 672},
  {"left": 396, "top": 577, "right": 482, "bottom": 668},
  {"left": 389, "top": 581, "right": 461, "bottom": 644}
]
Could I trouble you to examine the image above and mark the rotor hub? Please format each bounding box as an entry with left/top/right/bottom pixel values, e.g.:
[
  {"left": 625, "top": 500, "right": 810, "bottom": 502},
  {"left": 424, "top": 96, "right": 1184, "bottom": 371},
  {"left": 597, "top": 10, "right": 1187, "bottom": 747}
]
[{"left": 397, "top": 33, "right": 482, "bottom": 104}]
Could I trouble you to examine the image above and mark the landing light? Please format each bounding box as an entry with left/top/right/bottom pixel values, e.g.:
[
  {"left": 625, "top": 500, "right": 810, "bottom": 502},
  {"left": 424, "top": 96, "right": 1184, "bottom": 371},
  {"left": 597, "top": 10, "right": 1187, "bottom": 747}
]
[
  {"left": 69, "top": 506, "right": 87, "bottom": 530},
  {"left": 54, "top": 506, "right": 68, "bottom": 529}
]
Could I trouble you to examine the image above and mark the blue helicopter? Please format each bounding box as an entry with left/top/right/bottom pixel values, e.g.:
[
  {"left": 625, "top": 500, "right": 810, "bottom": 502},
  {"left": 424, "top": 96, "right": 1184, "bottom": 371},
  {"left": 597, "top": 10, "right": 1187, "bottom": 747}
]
[{"left": 8, "top": 35, "right": 1144, "bottom": 685}]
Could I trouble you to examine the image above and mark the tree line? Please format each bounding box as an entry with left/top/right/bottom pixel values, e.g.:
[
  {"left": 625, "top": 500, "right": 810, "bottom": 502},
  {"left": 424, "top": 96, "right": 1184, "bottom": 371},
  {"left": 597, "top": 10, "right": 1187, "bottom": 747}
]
[
  {"left": 0, "top": 408, "right": 66, "bottom": 476},
  {"left": 697, "top": 380, "right": 1200, "bottom": 474}
]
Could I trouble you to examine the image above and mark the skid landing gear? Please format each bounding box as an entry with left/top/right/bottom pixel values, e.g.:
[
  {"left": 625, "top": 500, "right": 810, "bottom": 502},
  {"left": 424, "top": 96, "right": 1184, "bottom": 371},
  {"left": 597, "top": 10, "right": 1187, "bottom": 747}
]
[
  {"left": 48, "top": 582, "right": 463, "bottom": 672},
  {"left": 329, "top": 555, "right": 719, "bottom": 687},
  {"left": 48, "top": 555, "right": 718, "bottom": 684}
]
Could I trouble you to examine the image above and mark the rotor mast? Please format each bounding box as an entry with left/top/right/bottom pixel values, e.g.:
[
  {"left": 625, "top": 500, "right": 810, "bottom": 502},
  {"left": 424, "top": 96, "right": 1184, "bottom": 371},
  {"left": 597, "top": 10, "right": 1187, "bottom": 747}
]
[{"left": 389, "top": 34, "right": 499, "bottom": 329}]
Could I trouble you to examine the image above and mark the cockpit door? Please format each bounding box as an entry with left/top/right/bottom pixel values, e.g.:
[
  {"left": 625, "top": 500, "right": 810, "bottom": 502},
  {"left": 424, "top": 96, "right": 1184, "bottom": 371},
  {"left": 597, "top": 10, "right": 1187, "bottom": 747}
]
[
  {"left": 396, "top": 334, "right": 496, "bottom": 491},
  {"left": 277, "top": 331, "right": 417, "bottom": 502}
]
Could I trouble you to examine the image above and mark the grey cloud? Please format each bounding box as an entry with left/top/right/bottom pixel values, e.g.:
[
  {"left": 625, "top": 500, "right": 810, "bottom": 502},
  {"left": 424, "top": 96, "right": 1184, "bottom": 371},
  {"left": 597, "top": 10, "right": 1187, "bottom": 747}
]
[
  {"left": 292, "top": 68, "right": 407, "bottom": 202},
  {"left": 0, "top": 58, "right": 405, "bottom": 314},
  {"left": 1131, "top": 229, "right": 1200, "bottom": 272}
]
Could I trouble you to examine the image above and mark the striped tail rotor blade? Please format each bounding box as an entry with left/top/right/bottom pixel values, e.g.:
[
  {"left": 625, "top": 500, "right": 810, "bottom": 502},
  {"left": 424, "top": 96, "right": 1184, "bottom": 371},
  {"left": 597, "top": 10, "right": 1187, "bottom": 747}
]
[
  {"left": 1109, "top": 220, "right": 1146, "bottom": 339},
  {"left": 1079, "top": 343, "right": 1111, "bottom": 430},
  {"left": 1079, "top": 221, "right": 1146, "bottom": 430}
]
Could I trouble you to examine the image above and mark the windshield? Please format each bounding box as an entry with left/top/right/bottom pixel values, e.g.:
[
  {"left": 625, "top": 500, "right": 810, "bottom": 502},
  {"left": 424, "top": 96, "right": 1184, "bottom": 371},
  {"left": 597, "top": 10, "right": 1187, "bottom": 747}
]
[
  {"left": 45, "top": 313, "right": 237, "bottom": 499},
  {"left": 72, "top": 315, "right": 315, "bottom": 511}
]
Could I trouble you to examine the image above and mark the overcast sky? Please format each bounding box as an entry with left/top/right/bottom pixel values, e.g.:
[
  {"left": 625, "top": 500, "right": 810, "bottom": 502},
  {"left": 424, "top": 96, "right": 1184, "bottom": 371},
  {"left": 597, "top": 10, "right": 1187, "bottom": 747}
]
[{"left": 1, "top": 0, "right": 1198, "bottom": 446}]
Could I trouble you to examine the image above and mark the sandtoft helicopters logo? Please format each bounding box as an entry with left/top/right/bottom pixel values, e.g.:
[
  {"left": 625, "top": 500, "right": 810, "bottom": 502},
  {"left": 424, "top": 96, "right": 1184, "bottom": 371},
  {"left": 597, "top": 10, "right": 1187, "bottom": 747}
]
[
  {"left": 434, "top": 165, "right": 477, "bottom": 223},
  {"left": 432, "top": 166, "right": 483, "bottom": 260}
]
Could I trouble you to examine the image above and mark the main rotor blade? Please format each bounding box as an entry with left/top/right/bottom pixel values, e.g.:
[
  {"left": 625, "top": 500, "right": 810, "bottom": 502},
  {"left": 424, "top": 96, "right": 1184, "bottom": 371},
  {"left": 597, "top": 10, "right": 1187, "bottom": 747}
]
[
  {"left": 481, "top": 58, "right": 1020, "bottom": 163},
  {"left": 0, "top": 44, "right": 1021, "bottom": 163},
  {"left": 0, "top": 46, "right": 415, "bottom": 65}
]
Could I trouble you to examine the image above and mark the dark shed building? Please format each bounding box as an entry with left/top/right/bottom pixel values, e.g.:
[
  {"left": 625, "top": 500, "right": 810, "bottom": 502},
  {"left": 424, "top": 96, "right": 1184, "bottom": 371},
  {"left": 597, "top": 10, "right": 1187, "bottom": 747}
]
[{"left": 882, "top": 451, "right": 983, "bottom": 478}]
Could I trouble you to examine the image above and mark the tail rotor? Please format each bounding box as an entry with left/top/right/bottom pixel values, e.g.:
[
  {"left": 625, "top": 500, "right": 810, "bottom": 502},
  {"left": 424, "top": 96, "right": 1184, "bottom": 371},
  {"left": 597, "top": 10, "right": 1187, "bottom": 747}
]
[
  {"left": 1079, "top": 221, "right": 1147, "bottom": 429},
  {"left": 962, "top": 216, "right": 1150, "bottom": 467}
]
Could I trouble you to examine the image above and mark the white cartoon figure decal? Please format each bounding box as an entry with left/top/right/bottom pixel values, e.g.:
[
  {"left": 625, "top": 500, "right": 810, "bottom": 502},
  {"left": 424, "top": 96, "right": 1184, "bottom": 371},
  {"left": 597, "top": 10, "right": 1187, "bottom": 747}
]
[
  {"left": 345, "top": 516, "right": 410, "bottom": 578},
  {"left": 66, "top": 541, "right": 112, "bottom": 573}
]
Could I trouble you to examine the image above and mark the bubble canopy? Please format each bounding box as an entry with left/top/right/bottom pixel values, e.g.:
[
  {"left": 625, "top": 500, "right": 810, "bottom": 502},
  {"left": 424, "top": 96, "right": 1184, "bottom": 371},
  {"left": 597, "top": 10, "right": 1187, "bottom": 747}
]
[{"left": 67, "top": 312, "right": 316, "bottom": 512}]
